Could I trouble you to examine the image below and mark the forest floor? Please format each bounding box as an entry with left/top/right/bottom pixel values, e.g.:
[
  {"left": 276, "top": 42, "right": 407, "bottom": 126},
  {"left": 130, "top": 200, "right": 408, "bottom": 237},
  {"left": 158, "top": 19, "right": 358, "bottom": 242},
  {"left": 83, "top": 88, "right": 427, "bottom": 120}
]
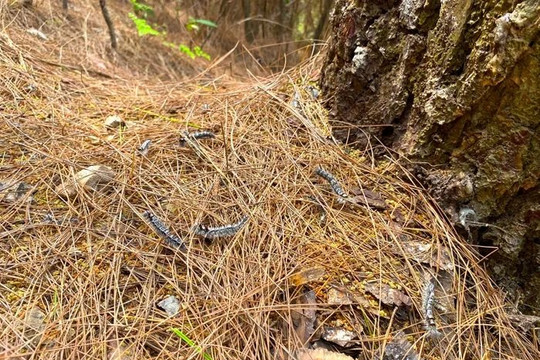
[{"left": 1, "top": 1, "right": 539, "bottom": 360}]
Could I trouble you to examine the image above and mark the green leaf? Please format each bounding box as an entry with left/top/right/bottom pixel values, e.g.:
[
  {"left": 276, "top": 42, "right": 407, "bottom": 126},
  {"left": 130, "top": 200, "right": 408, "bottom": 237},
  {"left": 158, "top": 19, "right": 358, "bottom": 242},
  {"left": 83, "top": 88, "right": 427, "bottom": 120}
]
[
  {"left": 171, "top": 328, "right": 213, "bottom": 360},
  {"left": 128, "top": 13, "right": 162, "bottom": 36},
  {"left": 129, "top": 0, "right": 154, "bottom": 16},
  {"left": 163, "top": 42, "right": 211, "bottom": 61},
  {"left": 186, "top": 17, "right": 217, "bottom": 31},
  {"left": 186, "top": 23, "right": 199, "bottom": 32},
  {"left": 192, "top": 18, "right": 217, "bottom": 28},
  {"left": 193, "top": 46, "right": 211, "bottom": 61},
  {"left": 178, "top": 44, "right": 196, "bottom": 59}
]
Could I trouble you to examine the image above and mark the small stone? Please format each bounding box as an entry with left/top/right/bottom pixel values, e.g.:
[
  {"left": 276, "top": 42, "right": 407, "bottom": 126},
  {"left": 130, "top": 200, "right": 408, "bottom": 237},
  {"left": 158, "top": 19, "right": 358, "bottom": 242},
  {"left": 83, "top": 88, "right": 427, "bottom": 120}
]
[
  {"left": 321, "top": 327, "right": 357, "bottom": 347},
  {"left": 104, "top": 115, "right": 126, "bottom": 129},
  {"left": 157, "top": 295, "right": 180, "bottom": 316}
]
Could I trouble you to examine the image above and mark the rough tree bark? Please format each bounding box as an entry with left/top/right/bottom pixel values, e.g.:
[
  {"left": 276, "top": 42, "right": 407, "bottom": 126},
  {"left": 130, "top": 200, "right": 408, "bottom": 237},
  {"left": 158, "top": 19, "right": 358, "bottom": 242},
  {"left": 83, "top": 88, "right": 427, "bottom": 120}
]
[{"left": 320, "top": 0, "right": 539, "bottom": 313}]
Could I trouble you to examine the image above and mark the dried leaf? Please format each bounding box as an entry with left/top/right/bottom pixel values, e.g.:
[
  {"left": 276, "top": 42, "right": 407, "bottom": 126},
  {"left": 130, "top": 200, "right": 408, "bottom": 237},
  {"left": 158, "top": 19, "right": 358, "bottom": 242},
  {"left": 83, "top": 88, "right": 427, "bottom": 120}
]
[
  {"left": 290, "top": 267, "right": 326, "bottom": 286},
  {"left": 350, "top": 188, "right": 388, "bottom": 210},
  {"left": 364, "top": 282, "right": 411, "bottom": 307},
  {"left": 297, "top": 348, "right": 354, "bottom": 360},
  {"left": 292, "top": 290, "right": 318, "bottom": 343},
  {"left": 329, "top": 285, "right": 383, "bottom": 317},
  {"left": 1, "top": 180, "right": 33, "bottom": 203},
  {"left": 26, "top": 28, "right": 47, "bottom": 41},
  {"left": 394, "top": 240, "right": 453, "bottom": 271},
  {"left": 24, "top": 307, "right": 46, "bottom": 345},
  {"left": 383, "top": 331, "right": 419, "bottom": 360},
  {"left": 56, "top": 165, "right": 115, "bottom": 198},
  {"left": 327, "top": 288, "right": 354, "bottom": 305},
  {"left": 507, "top": 313, "right": 540, "bottom": 332},
  {"left": 321, "top": 327, "right": 357, "bottom": 347},
  {"left": 25, "top": 307, "right": 46, "bottom": 332},
  {"left": 104, "top": 115, "right": 126, "bottom": 129}
]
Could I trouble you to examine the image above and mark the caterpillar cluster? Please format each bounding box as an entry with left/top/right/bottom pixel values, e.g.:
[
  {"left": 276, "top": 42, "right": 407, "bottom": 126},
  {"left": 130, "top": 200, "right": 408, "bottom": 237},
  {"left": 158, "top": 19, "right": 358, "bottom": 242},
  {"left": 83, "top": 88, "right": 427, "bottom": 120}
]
[
  {"left": 192, "top": 216, "right": 249, "bottom": 240},
  {"left": 179, "top": 130, "right": 216, "bottom": 147},
  {"left": 422, "top": 277, "right": 442, "bottom": 338},
  {"left": 143, "top": 210, "right": 186, "bottom": 251},
  {"left": 315, "top": 166, "right": 348, "bottom": 201}
]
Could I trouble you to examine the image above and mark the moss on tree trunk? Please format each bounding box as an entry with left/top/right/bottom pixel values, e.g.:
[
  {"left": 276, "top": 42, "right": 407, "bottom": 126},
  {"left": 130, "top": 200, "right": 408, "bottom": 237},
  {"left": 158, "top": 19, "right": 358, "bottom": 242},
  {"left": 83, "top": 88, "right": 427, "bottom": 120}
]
[{"left": 320, "top": 0, "right": 540, "bottom": 313}]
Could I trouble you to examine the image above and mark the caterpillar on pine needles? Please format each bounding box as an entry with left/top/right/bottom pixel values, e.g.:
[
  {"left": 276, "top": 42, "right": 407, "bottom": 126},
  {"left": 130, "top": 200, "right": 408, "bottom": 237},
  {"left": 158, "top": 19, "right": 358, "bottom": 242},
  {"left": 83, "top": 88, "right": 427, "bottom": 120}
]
[
  {"left": 143, "top": 210, "right": 186, "bottom": 251},
  {"left": 315, "top": 166, "right": 348, "bottom": 201},
  {"left": 422, "top": 277, "right": 442, "bottom": 338},
  {"left": 192, "top": 216, "right": 249, "bottom": 239},
  {"left": 179, "top": 130, "right": 216, "bottom": 147}
]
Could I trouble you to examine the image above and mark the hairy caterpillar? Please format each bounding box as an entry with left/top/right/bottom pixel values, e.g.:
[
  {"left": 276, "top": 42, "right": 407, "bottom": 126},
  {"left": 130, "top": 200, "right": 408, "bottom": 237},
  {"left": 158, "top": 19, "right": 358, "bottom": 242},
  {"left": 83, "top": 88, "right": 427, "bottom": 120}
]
[
  {"left": 315, "top": 166, "right": 348, "bottom": 201},
  {"left": 143, "top": 210, "right": 186, "bottom": 251},
  {"left": 422, "top": 277, "right": 442, "bottom": 338},
  {"left": 192, "top": 216, "right": 249, "bottom": 239},
  {"left": 137, "top": 139, "right": 152, "bottom": 156},
  {"left": 179, "top": 130, "right": 216, "bottom": 147}
]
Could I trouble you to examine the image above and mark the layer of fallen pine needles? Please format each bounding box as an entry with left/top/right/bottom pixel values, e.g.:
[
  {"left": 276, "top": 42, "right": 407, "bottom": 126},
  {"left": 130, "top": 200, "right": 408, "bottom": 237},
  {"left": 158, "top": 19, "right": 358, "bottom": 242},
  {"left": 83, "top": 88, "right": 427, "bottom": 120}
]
[{"left": 1, "top": 3, "right": 540, "bottom": 360}]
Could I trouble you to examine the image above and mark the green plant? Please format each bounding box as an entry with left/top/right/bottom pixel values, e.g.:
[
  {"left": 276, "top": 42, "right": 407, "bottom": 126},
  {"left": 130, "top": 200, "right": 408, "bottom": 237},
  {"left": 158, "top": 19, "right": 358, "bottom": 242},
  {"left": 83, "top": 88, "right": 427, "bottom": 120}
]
[
  {"left": 127, "top": 1, "right": 213, "bottom": 60},
  {"left": 129, "top": 0, "right": 153, "bottom": 17},
  {"left": 128, "top": 13, "right": 162, "bottom": 36},
  {"left": 171, "top": 328, "right": 213, "bottom": 360},
  {"left": 185, "top": 17, "right": 217, "bottom": 32},
  {"left": 163, "top": 42, "right": 211, "bottom": 61},
  {"left": 192, "top": 46, "right": 211, "bottom": 60}
]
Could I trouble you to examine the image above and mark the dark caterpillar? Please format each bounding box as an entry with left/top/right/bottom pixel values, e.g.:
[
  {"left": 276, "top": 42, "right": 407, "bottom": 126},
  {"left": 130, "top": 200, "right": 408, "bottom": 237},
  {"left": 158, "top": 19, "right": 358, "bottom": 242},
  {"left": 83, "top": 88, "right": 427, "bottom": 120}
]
[
  {"left": 192, "top": 216, "right": 249, "bottom": 239},
  {"left": 422, "top": 278, "right": 442, "bottom": 338},
  {"left": 179, "top": 130, "right": 216, "bottom": 147},
  {"left": 315, "top": 166, "right": 348, "bottom": 200},
  {"left": 143, "top": 210, "right": 186, "bottom": 251}
]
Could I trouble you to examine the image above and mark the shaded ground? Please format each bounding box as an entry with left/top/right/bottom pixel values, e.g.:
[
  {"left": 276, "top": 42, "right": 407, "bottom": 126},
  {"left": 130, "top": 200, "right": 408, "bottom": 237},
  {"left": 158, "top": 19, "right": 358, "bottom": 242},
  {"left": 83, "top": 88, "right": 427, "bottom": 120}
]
[{"left": 1, "top": 1, "right": 539, "bottom": 359}]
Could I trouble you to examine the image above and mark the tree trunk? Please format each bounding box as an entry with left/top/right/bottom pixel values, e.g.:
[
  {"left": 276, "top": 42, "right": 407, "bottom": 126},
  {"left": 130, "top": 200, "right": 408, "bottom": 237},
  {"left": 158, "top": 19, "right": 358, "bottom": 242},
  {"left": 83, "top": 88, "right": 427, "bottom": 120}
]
[
  {"left": 242, "top": 0, "right": 256, "bottom": 43},
  {"left": 320, "top": 0, "right": 540, "bottom": 313},
  {"left": 100, "top": 0, "right": 117, "bottom": 50}
]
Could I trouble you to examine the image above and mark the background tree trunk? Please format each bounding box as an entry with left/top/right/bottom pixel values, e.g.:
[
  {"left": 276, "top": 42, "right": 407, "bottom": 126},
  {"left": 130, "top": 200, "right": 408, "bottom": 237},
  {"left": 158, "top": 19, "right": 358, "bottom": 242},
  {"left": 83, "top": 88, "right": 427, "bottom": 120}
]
[
  {"left": 320, "top": 0, "right": 540, "bottom": 313},
  {"left": 99, "top": 0, "right": 117, "bottom": 50}
]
